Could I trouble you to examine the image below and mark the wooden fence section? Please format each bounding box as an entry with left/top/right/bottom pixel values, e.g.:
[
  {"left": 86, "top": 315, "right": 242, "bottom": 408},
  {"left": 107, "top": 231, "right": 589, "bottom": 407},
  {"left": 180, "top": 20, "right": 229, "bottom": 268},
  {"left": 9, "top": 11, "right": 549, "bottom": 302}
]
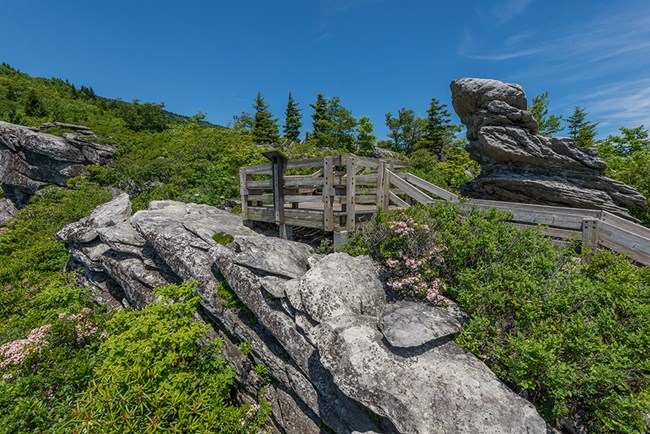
[{"left": 240, "top": 154, "right": 650, "bottom": 265}]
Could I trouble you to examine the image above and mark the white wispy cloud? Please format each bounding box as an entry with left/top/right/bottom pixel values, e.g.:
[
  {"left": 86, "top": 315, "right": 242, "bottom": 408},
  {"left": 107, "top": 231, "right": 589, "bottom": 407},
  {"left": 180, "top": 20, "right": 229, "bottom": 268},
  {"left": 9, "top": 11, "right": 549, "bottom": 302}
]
[{"left": 474, "top": 0, "right": 535, "bottom": 26}]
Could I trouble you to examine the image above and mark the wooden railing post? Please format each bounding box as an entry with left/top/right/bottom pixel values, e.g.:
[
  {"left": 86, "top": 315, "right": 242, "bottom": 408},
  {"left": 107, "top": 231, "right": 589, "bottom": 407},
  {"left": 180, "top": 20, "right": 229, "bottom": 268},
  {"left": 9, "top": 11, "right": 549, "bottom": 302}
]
[
  {"left": 346, "top": 156, "right": 357, "bottom": 231},
  {"left": 376, "top": 160, "right": 387, "bottom": 211},
  {"left": 323, "top": 156, "right": 334, "bottom": 231},
  {"left": 582, "top": 218, "right": 600, "bottom": 261},
  {"left": 239, "top": 167, "right": 249, "bottom": 221}
]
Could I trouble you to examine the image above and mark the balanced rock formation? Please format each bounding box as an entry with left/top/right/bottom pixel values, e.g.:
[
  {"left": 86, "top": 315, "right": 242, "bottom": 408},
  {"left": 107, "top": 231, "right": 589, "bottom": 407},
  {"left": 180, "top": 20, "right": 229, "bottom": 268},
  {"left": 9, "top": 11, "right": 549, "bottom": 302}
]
[
  {"left": 0, "top": 121, "right": 115, "bottom": 212},
  {"left": 57, "top": 195, "right": 551, "bottom": 434},
  {"left": 450, "top": 78, "right": 647, "bottom": 218}
]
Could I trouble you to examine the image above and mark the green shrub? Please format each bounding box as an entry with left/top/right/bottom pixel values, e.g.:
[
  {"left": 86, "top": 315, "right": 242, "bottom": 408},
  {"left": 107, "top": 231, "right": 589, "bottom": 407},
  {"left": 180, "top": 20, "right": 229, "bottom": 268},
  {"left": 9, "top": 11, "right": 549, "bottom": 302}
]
[
  {"left": 67, "top": 282, "right": 269, "bottom": 433},
  {"left": 348, "top": 202, "right": 650, "bottom": 433}
]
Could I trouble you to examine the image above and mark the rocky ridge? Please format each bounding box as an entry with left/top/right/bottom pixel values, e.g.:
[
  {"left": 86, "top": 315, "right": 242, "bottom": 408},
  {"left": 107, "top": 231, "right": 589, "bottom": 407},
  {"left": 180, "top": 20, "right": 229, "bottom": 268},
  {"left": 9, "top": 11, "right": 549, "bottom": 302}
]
[
  {"left": 57, "top": 194, "right": 552, "bottom": 434},
  {"left": 0, "top": 121, "right": 115, "bottom": 225},
  {"left": 450, "top": 78, "right": 646, "bottom": 218}
]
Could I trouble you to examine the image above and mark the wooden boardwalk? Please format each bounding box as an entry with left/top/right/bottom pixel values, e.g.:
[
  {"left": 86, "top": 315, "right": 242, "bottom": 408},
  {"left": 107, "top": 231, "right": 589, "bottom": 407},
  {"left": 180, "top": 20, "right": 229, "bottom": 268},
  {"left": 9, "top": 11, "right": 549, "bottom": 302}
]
[{"left": 240, "top": 153, "right": 650, "bottom": 265}]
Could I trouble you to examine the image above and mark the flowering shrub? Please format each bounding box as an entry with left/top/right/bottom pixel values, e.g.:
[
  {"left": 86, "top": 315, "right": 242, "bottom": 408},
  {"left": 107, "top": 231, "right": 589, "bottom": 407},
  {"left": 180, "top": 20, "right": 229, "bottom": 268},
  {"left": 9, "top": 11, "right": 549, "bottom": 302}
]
[
  {"left": 348, "top": 210, "right": 447, "bottom": 302},
  {"left": 0, "top": 324, "right": 51, "bottom": 378},
  {"left": 347, "top": 202, "right": 650, "bottom": 433}
]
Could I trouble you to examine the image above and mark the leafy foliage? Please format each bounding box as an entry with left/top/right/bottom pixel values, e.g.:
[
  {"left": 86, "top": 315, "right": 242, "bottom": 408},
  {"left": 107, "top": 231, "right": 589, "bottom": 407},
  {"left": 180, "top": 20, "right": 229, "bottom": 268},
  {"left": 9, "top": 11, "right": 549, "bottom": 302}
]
[
  {"left": 348, "top": 203, "right": 650, "bottom": 433},
  {"left": 69, "top": 282, "right": 269, "bottom": 433},
  {"left": 385, "top": 108, "right": 427, "bottom": 154}
]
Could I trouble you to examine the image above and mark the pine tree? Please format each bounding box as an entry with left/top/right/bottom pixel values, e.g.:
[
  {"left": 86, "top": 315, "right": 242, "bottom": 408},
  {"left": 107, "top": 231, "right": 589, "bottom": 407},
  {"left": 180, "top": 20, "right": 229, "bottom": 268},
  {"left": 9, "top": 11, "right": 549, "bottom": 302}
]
[
  {"left": 415, "top": 98, "right": 458, "bottom": 159},
  {"left": 567, "top": 106, "right": 598, "bottom": 148},
  {"left": 251, "top": 92, "right": 279, "bottom": 145},
  {"left": 385, "top": 108, "right": 426, "bottom": 154},
  {"left": 310, "top": 94, "right": 330, "bottom": 146},
  {"left": 530, "top": 92, "right": 562, "bottom": 137},
  {"left": 283, "top": 92, "right": 302, "bottom": 142},
  {"left": 5, "top": 83, "right": 17, "bottom": 101},
  {"left": 24, "top": 89, "right": 46, "bottom": 117},
  {"left": 356, "top": 116, "right": 376, "bottom": 156}
]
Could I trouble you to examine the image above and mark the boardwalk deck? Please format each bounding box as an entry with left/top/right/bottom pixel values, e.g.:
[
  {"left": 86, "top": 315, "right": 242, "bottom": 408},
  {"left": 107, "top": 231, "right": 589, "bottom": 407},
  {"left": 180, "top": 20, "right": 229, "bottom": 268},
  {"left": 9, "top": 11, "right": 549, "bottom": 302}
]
[{"left": 240, "top": 153, "right": 650, "bottom": 265}]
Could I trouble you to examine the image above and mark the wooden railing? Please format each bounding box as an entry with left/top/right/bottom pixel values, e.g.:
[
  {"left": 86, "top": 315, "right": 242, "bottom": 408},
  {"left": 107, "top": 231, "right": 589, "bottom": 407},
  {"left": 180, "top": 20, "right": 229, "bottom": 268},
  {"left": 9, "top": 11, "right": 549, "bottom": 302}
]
[{"left": 240, "top": 154, "right": 650, "bottom": 265}]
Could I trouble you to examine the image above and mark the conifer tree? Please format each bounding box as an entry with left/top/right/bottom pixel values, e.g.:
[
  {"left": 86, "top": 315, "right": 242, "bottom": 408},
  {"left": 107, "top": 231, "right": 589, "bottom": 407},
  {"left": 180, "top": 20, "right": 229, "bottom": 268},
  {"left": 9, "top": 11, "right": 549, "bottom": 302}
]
[
  {"left": 24, "top": 89, "right": 46, "bottom": 117},
  {"left": 310, "top": 94, "right": 330, "bottom": 146},
  {"left": 356, "top": 116, "right": 376, "bottom": 156},
  {"left": 415, "top": 98, "right": 458, "bottom": 159},
  {"left": 567, "top": 106, "right": 598, "bottom": 148},
  {"left": 252, "top": 92, "right": 279, "bottom": 144},
  {"left": 283, "top": 92, "right": 302, "bottom": 142},
  {"left": 530, "top": 91, "right": 562, "bottom": 137}
]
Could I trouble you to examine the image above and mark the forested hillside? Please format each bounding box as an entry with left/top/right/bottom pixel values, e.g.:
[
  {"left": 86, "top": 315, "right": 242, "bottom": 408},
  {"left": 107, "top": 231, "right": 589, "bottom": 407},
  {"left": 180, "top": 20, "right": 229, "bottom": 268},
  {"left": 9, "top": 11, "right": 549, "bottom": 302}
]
[{"left": 0, "top": 64, "right": 649, "bottom": 433}]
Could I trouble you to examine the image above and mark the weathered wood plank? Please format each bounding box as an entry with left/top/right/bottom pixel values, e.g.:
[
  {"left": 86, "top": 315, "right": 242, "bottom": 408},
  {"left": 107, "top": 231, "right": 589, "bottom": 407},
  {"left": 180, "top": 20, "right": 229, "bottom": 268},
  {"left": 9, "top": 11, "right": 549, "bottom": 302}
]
[
  {"left": 284, "top": 195, "right": 324, "bottom": 203},
  {"left": 377, "top": 161, "right": 387, "bottom": 211},
  {"left": 355, "top": 195, "right": 378, "bottom": 204},
  {"left": 598, "top": 221, "right": 650, "bottom": 265},
  {"left": 285, "top": 157, "right": 325, "bottom": 170},
  {"left": 389, "top": 191, "right": 410, "bottom": 208},
  {"left": 511, "top": 223, "right": 580, "bottom": 240},
  {"left": 601, "top": 211, "right": 650, "bottom": 240},
  {"left": 388, "top": 170, "right": 435, "bottom": 205},
  {"left": 244, "top": 164, "right": 273, "bottom": 175},
  {"left": 469, "top": 199, "right": 603, "bottom": 219},
  {"left": 284, "top": 178, "right": 324, "bottom": 188},
  {"left": 402, "top": 173, "right": 458, "bottom": 202},
  {"left": 248, "top": 194, "right": 274, "bottom": 202},
  {"left": 461, "top": 202, "right": 595, "bottom": 231},
  {"left": 247, "top": 179, "right": 273, "bottom": 189}
]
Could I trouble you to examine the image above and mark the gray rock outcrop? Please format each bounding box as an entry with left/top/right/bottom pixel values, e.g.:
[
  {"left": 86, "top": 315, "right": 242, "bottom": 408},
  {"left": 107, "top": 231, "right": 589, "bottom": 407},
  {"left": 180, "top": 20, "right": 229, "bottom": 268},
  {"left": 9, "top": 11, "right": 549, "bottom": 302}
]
[
  {"left": 450, "top": 78, "right": 647, "bottom": 218},
  {"left": 58, "top": 196, "right": 551, "bottom": 434},
  {"left": 0, "top": 121, "right": 115, "bottom": 216}
]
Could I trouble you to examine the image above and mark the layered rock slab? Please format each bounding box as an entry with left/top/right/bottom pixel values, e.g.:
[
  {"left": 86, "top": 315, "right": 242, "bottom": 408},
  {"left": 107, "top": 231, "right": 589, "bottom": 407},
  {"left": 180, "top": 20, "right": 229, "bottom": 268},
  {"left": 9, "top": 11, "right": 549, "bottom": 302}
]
[
  {"left": 450, "top": 78, "right": 647, "bottom": 218},
  {"left": 0, "top": 121, "right": 116, "bottom": 212},
  {"left": 59, "top": 196, "right": 551, "bottom": 434}
]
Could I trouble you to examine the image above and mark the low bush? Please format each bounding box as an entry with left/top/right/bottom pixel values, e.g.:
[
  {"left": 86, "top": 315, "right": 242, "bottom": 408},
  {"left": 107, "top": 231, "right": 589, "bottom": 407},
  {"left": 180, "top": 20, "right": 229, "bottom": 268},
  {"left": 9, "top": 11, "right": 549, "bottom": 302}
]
[{"left": 347, "top": 202, "right": 650, "bottom": 433}]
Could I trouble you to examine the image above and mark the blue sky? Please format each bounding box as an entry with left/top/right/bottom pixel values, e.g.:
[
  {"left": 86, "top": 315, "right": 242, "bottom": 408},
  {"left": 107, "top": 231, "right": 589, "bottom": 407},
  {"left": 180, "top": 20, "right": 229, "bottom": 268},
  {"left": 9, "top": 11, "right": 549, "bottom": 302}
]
[{"left": 2, "top": 0, "right": 650, "bottom": 140}]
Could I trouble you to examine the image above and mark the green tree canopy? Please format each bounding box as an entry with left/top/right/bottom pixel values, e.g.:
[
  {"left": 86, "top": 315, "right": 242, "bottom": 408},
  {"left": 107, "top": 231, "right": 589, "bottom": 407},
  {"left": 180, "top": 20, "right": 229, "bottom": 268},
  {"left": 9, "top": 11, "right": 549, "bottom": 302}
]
[
  {"left": 566, "top": 106, "right": 598, "bottom": 147},
  {"left": 356, "top": 116, "right": 376, "bottom": 156},
  {"left": 530, "top": 91, "right": 563, "bottom": 137},
  {"left": 283, "top": 92, "right": 302, "bottom": 142},
  {"left": 598, "top": 125, "right": 650, "bottom": 157},
  {"left": 326, "top": 96, "right": 357, "bottom": 151},
  {"left": 251, "top": 91, "right": 279, "bottom": 144},
  {"left": 232, "top": 111, "right": 254, "bottom": 131},
  {"left": 385, "top": 108, "right": 426, "bottom": 154}
]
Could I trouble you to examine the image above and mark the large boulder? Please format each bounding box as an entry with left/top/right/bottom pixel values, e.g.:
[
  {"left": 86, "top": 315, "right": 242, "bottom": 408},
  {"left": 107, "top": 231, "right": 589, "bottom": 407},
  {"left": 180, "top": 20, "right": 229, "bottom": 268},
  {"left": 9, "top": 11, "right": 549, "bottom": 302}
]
[
  {"left": 0, "top": 121, "right": 116, "bottom": 208},
  {"left": 450, "top": 78, "right": 647, "bottom": 218}
]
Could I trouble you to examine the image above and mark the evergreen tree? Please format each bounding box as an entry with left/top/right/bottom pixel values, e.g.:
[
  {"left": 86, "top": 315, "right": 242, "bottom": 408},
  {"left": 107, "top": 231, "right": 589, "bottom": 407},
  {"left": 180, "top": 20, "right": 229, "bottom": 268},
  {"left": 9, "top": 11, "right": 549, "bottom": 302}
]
[
  {"left": 310, "top": 93, "right": 330, "bottom": 146},
  {"left": 356, "top": 116, "right": 376, "bottom": 156},
  {"left": 283, "top": 92, "right": 302, "bottom": 142},
  {"left": 415, "top": 98, "right": 458, "bottom": 160},
  {"left": 24, "top": 89, "right": 46, "bottom": 117},
  {"left": 252, "top": 92, "right": 279, "bottom": 144},
  {"left": 530, "top": 92, "right": 563, "bottom": 137},
  {"left": 5, "top": 83, "right": 17, "bottom": 101},
  {"left": 566, "top": 106, "right": 598, "bottom": 147}
]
